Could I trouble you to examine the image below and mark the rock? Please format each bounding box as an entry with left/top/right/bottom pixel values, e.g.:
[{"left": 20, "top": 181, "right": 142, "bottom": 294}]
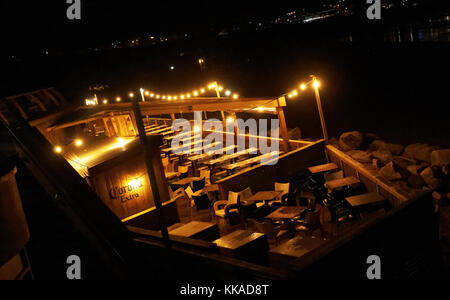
[
  {"left": 407, "top": 165, "right": 420, "bottom": 176},
  {"left": 379, "top": 162, "right": 402, "bottom": 181},
  {"left": 288, "top": 127, "right": 302, "bottom": 140},
  {"left": 420, "top": 167, "right": 441, "bottom": 189},
  {"left": 431, "top": 149, "right": 450, "bottom": 167},
  {"left": 407, "top": 174, "right": 425, "bottom": 189},
  {"left": 348, "top": 150, "right": 372, "bottom": 163},
  {"left": 369, "top": 140, "right": 404, "bottom": 156},
  {"left": 372, "top": 150, "right": 393, "bottom": 166},
  {"left": 387, "top": 144, "right": 405, "bottom": 156},
  {"left": 433, "top": 192, "right": 444, "bottom": 201},
  {"left": 363, "top": 133, "right": 381, "bottom": 148},
  {"left": 328, "top": 137, "right": 340, "bottom": 148},
  {"left": 339, "top": 131, "right": 364, "bottom": 151},
  {"left": 403, "top": 143, "right": 439, "bottom": 164}
]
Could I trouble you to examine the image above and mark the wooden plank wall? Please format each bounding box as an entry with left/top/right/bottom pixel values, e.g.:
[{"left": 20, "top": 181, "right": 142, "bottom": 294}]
[{"left": 217, "top": 140, "right": 326, "bottom": 199}]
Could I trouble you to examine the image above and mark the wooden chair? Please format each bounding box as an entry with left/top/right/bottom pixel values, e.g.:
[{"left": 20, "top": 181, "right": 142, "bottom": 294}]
[
  {"left": 250, "top": 219, "right": 289, "bottom": 246},
  {"left": 192, "top": 177, "right": 206, "bottom": 193},
  {"left": 213, "top": 191, "right": 240, "bottom": 226},
  {"left": 200, "top": 169, "right": 211, "bottom": 185},
  {"left": 295, "top": 209, "right": 323, "bottom": 236},
  {"left": 324, "top": 171, "right": 344, "bottom": 183}
]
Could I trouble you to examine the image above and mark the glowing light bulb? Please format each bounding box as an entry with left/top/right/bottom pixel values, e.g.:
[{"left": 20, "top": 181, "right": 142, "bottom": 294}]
[
  {"left": 227, "top": 117, "right": 235, "bottom": 124},
  {"left": 233, "top": 94, "right": 239, "bottom": 100},
  {"left": 180, "top": 95, "right": 185, "bottom": 99},
  {"left": 225, "top": 90, "right": 232, "bottom": 97},
  {"left": 156, "top": 95, "right": 161, "bottom": 99},
  {"left": 173, "top": 96, "right": 178, "bottom": 100},
  {"left": 186, "top": 94, "right": 191, "bottom": 98},
  {"left": 129, "top": 92, "right": 135, "bottom": 98},
  {"left": 150, "top": 93, "right": 155, "bottom": 98},
  {"left": 292, "top": 90, "right": 298, "bottom": 96},
  {"left": 313, "top": 80, "right": 321, "bottom": 89},
  {"left": 168, "top": 96, "right": 172, "bottom": 100},
  {"left": 194, "top": 125, "right": 201, "bottom": 133},
  {"left": 54, "top": 146, "right": 62, "bottom": 154},
  {"left": 300, "top": 84, "right": 307, "bottom": 91},
  {"left": 75, "top": 139, "right": 83, "bottom": 147},
  {"left": 257, "top": 107, "right": 264, "bottom": 112},
  {"left": 200, "top": 88, "right": 206, "bottom": 94},
  {"left": 116, "top": 97, "right": 122, "bottom": 102},
  {"left": 145, "top": 91, "right": 150, "bottom": 96},
  {"left": 193, "top": 91, "right": 199, "bottom": 97},
  {"left": 103, "top": 99, "right": 108, "bottom": 104}
]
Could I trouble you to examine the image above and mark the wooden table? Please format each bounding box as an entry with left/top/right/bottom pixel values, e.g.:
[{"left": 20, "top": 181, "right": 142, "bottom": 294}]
[
  {"left": 169, "top": 221, "right": 220, "bottom": 242},
  {"left": 326, "top": 177, "right": 361, "bottom": 191},
  {"left": 247, "top": 191, "right": 283, "bottom": 206},
  {"left": 267, "top": 206, "right": 307, "bottom": 238},
  {"left": 222, "top": 151, "right": 282, "bottom": 173},
  {"left": 161, "top": 139, "right": 205, "bottom": 154},
  {"left": 205, "top": 148, "right": 258, "bottom": 166},
  {"left": 346, "top": 193, "right": 387, "bottom": 208},
  {"left": 188, "top": 145, "right": 237, "bottom": 163},
  {"left": 213, "top": 230, "right": 268, "bottom": 263},
  {"left": 165, "top": 172, "right": 178, "bottom": 180},
  {"left": 266, "top": 206, "right": 306, "bottom": 220},
  {"left": 269, "top": 236, "right": 326, "bottom": 268},
  {"left": 308, "top": 163, "right": 339, "bottom": 174},
  {"left": 172, "top": 177, "right": 202, "bottom": 186}
]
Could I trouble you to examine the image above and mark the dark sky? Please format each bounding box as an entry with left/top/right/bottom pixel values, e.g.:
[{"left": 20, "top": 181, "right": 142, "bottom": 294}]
[{"left": 0, "top": 0, "right": 325, "bottom": 56}]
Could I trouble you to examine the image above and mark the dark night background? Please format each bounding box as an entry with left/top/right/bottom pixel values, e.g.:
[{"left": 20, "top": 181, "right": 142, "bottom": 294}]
[{"left": 0, "top": 0, "right": 449, "bottom": 146}]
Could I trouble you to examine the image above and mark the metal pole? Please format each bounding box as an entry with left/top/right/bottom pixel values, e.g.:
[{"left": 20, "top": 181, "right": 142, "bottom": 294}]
[
  {"left": 131, "top": 97, "right": 171, "bottom": 249},
  {"left": 215, "top": 81, "right": 226, "bottom": 121},
  {"left": 312, "top": 76, "right": 329, "bottom": 142}
]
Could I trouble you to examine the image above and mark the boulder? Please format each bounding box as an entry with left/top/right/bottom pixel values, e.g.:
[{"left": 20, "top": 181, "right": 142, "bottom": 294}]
[
  {"left": 288, "top": 127, "right": 302, "bottom": 141},
  {"left": 403, "top": 143, "right": 439, "bottom": 164},
  {"left": 407, "top": 174, "right": 425, "bottom": 189},
  {"left": 420, "top": 167, "right": 440, "bottom": 189},
  {"left": 348, "top": 150, "right": 372, "bottom": 163},
  {"left": 379, "top": 162, "right": 402, "bottom": 181},
  {"left": 372, "top": 150, "right": 393, "bottom": 166},
  {"left": 339, "top": 131, "right": 364, "bottom": 151},
  {"left": 431, "top": 149, "right": 450, "bottom": 167},
  {"left": 369, "top": 140, "right": 404, "bottom": 156},
  {"left": 328, "top": 137, "right": 340, "bottom": 148}
]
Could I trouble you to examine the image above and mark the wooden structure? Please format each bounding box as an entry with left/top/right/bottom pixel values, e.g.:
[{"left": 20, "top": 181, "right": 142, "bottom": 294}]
[{"left": 0, "top": 161, "right": 32, "bottom": 280}]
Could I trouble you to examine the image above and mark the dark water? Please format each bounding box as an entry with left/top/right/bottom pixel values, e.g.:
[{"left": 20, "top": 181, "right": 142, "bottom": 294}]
[{"left": 1, "top": 13, "right": 449, "bottom": 148}]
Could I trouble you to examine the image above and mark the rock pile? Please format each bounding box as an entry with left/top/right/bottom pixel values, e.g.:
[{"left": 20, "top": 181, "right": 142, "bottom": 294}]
[{"left": 330, "top": 131, "right": 450, "bottom": 201}]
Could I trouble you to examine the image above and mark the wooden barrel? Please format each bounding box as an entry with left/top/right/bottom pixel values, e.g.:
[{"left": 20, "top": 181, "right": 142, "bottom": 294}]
[{"left": 0, "top": 163, "right": 30, "bottom": 267}]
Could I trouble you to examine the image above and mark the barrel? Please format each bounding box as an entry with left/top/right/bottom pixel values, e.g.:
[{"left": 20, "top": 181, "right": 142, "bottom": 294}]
[{"left": 0, "top": 162, "right": 30, "bottom": 267}]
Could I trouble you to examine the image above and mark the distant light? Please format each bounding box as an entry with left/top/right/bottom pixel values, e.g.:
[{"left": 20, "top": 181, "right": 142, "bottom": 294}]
[
  {"left": 156, "top": 95, "right": 161, "bottom": 99},
  {"left": 218, "top": 86, "right": 224, "bottom": 92},
  {"left": 300, "top": 84, "right": 307, "bottom": 91},
  {"left": 233, "top": 94, "right": 239, "bottom": 100},
  {"left": 145, "top": 91, "right": 150, "bottom": 96},
  {"left": 103, "top": 99, "right": 108, "bottom": 104},
  {"left": 129, "top": 92, "right": 135, "bottom": 98},
  {"left": 193, "top": 91, "right": 199, "bottom": 97},
  {"left": 200, "top": 88, "right": 206, "bottom": 94},
  {"left": 186, "top": 94, "right": 191, "bottom": 98},
  {"left": 150, "top": 93, "right": 155, "bottom": 98},
  {"left": 162, "top": 96, "right": 166, "bottom": 99},
  {"left": 75, "top": 139, "right": 83, "bottom": 147},
  {"left": 225, "top": 90, "right": 232, "bottom": 97},
  {"left": 128, "top": 178, "right": 142, "bottom": 189},
  {"left": 173, "top": 96, "right": 178, "bottom": 100},
  {"left": 288, "top": 94, "right": 293, "bottom": 99},
  {"left": 170, "top": 66, "right": 175, "bottom": 70},
  {"left": 257, "top": 107, "right": 264, "bottom": 112},
  {"left": 168, "top": 96, "right": 172, "bottom": 100},
  {"left": 313, "top": 80, "right": 321, "bottom": 89},
  {"left": 54, "top": 146, "right": 62, "bottom": 154},
  {"left": 180, "top": 95, "right": 185, "bottom": 99},
  {"left": 116, "top": 97, "right": 122, "bottom": 102},
  {"left": 292, "top": 90, "right": 298, "bottom": 96},
  {"left": 226, "top": 117, "right": 235, "bottom": 124}
]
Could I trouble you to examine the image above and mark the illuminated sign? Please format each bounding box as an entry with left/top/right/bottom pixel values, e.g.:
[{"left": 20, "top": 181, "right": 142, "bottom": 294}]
[{"left": 108, "top": 178, "right": 143, "bottom": 203}]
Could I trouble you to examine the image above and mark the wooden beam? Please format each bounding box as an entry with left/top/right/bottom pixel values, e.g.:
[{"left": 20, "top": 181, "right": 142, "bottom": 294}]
[{"left": 277, "top": 106, "right": 291, "bottom": 153}]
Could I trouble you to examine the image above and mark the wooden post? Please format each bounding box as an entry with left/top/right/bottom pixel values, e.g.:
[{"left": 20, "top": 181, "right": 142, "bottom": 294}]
[
  {"left": 131, "top": 99, "right": 171, "bottom": 249},
  {"left": 277, "top": 106, "right": 291, "bottom": 153},
  {"left": 312, "top": 76, "right": 329, "bottom": 142}
]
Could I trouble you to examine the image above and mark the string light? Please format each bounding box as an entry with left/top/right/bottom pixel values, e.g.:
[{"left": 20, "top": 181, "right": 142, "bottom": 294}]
[
  {"left": 116, "top": 97, "right": 122, "bottom": 102},
  {"left": 129, "top": 92, "right": 135, "bottom": 98},
  {"left": 233, "top": 94, "right": 239, "bottom": 100},
  {"left": 287, "top": 77, "right": 322, "bottom": 99},
  {"left": 54, "top": 146, "right": 62, "bottom": 154},
  {"left": 103, "top": 99, "right": 108, "bottom": 104},
  {"left": 75, "top": 139, "right": 83, "bottom": 147}
]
